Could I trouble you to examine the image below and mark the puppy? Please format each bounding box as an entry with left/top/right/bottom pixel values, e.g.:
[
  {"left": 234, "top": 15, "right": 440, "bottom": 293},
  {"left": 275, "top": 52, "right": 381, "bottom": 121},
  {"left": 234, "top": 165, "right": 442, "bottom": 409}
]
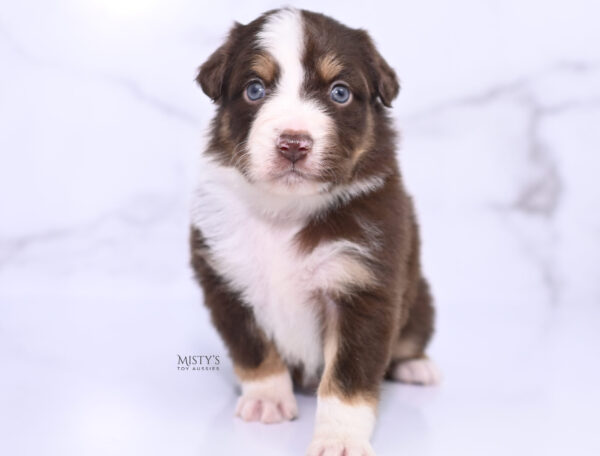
[{"left": 190, "top": 8, "right": 439, "bottom": 455}]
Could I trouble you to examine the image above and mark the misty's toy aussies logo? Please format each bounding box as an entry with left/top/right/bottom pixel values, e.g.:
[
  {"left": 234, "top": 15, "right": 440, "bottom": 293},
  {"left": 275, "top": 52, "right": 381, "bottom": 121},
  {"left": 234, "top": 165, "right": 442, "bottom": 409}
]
[{"left": 177, "top": 354, "right": 221, "bottom": 371}]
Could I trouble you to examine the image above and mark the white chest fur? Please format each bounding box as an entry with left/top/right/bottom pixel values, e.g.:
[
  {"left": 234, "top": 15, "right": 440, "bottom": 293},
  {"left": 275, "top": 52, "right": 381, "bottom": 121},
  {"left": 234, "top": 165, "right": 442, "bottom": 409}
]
[{"left": 191, "top": 161, "right": 375, "bottom": 380}]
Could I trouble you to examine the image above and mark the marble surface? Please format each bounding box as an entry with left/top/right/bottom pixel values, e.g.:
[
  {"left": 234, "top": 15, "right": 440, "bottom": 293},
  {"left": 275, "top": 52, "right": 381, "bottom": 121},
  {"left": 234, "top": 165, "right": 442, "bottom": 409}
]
[{"left": 1, "top": 1, "right": 599, "bottom": 455}]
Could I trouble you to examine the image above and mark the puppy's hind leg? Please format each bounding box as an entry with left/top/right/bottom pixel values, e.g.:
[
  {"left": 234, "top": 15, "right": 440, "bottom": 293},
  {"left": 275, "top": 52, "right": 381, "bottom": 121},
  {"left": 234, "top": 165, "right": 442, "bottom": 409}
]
[{"left": 386, "top": 277, "right": 441, "bottom": 386}]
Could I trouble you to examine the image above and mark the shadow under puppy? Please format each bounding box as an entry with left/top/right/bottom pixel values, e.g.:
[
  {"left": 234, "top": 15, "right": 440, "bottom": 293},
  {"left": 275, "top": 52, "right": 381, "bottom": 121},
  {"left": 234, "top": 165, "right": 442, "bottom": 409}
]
[{"left": 190, "top": 7, "right": 440, "bottom": 456}]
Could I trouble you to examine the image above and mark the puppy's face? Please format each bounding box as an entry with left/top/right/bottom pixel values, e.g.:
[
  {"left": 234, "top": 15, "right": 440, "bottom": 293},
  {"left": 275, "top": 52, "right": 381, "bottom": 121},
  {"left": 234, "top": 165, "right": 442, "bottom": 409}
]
[{"left": 198, "top": 8, "right": 399, "bottom": 196}]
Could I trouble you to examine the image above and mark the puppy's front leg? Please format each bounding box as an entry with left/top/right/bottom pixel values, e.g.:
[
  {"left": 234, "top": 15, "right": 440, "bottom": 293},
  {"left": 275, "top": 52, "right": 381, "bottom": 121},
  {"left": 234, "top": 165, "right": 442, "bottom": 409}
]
[
  {"left": 307, "top": 292, "right": 395, "bottom": 456},
  {"left": 190, "top": 228, "right": 297, "bottom": 423}
]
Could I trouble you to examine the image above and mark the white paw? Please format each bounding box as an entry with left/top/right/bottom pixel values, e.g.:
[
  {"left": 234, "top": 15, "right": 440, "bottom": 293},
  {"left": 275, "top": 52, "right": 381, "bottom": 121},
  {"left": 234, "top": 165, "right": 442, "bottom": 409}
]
[
  {"left": 235, "top": 372, "right": 298, "bottom": 423},
  {"left": 235, "top": 394, "right": 297, "bottom": 423},
  {"left": 390, "top": 358, "right": 441, "bottom": 385},
  {"left": 306, "top": 436, "right": 375, "bottom": 456}
]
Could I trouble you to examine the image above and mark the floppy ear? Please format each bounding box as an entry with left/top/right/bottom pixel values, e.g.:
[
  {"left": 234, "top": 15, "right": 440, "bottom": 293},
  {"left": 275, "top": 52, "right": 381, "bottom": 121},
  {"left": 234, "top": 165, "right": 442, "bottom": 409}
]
[
  {"left": 372, "top": 49, "right": 400, "bottom": 107},
  {"left": 196, "top": 23, "right": 242, "bottom": 102},
  {"left": 360, "top": 31, "right": 400, "bottom": 107}
]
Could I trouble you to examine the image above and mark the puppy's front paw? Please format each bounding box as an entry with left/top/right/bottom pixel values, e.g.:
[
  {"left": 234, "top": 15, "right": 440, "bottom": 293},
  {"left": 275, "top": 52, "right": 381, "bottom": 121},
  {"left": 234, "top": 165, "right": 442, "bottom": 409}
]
[
  {"left": 235, "top": 371, "right": 298, "bottom": 424},
  {"left": 306, "top": 435, "right": 375, "bottom": 456},
  {"left": 235, "top": 393, "right": 297, "bottom": 423}
]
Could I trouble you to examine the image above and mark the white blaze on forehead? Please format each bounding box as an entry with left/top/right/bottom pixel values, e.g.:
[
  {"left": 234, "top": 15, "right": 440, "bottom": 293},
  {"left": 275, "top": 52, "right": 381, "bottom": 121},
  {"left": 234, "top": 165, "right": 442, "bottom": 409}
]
[
  {"left": 258, "top": 8, "right": 304, "bottom": 99},
  {"left": 247, "top": 8, "right": 334, "bottom": 194}
]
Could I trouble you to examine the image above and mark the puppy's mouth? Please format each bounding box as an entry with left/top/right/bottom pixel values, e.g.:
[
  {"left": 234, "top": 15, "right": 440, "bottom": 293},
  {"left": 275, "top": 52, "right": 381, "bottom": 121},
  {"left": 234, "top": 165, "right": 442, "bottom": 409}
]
[
  {"left": 256, "top": 162, "right": 329, "bottom": 196},
  {"left": 270, "top": 165, "right": 315, "bottom": 182}
]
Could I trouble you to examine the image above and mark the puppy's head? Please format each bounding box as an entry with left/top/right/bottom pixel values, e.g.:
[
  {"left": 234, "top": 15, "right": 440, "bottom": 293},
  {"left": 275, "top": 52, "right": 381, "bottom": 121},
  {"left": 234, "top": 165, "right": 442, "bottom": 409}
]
[{"left": 198, "top": 8, "right": 399, "bottom": 196}]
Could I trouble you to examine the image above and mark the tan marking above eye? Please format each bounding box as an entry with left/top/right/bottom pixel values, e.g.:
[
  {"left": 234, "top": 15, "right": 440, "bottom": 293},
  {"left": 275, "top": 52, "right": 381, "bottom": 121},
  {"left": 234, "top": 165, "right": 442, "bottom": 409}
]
[
  {"left": 250, "top": 53, "right": 277, "bottom": 83},
  {"left": 317, "top": 54, "right": 344, "bottom": 82}
]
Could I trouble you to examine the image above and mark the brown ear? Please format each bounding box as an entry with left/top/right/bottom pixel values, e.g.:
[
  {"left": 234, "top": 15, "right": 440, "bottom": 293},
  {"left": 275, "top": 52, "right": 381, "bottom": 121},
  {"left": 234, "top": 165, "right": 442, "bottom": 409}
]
[
  {"left": 360, "top": 31, "right": 400, "bottom": 107},
  {"left": 372, "top": 49, "right": 400, "bottom": 107},
  {"left": 196, "top": 23, "right": 242, "bottom": 102}
]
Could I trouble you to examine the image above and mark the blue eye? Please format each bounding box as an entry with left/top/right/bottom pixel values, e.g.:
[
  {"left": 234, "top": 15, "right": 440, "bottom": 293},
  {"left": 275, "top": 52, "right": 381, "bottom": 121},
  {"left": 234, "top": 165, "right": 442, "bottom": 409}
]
[
  {"left": 330, "top": 84, "right": 351, "bottom": 104},
  {"left": 246, "top": 81, "right": 265, "bottom": 101}
]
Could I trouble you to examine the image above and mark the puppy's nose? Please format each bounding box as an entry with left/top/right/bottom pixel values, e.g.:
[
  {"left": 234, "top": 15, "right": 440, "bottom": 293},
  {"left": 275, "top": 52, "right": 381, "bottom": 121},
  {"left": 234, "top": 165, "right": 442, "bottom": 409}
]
[{"left": 276, "top": 131, "right": 313, "bottom": 164}]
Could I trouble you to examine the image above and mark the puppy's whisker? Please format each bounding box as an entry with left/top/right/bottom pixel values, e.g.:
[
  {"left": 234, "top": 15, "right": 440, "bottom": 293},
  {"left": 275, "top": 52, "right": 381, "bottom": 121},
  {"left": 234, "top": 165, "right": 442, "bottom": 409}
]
[{"left": 229, "top": 141, "right": 249, "bottom": 169}]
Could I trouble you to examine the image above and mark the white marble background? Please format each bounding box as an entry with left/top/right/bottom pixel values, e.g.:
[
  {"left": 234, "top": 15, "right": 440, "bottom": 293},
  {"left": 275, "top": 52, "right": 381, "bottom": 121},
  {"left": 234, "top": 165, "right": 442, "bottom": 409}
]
[{"left": 1, "top": 1, "right": 599, "bottom": 455}]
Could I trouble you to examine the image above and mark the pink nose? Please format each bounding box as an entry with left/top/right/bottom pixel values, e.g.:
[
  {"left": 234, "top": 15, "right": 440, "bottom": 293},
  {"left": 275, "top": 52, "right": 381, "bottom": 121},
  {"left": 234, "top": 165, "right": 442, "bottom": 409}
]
[{"left": 276, "top": 131, "right": 313, "bottom": 164}]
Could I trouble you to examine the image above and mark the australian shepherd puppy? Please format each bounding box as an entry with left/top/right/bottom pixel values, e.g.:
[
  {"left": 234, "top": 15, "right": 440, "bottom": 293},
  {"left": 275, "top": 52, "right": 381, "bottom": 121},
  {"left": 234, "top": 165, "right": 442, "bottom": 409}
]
[{"left": 190, "top": 7, "right": 439, "bottom": 456}]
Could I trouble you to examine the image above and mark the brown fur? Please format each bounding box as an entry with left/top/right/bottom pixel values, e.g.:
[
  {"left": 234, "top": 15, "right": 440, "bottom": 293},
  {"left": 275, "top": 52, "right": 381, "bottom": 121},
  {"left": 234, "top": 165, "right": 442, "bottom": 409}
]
[
  {"left": 234, "top": 343, "right": 287, "bottom": 382},
  {"left": 191, "top": 6, "right": 435, "bottom": 422}
]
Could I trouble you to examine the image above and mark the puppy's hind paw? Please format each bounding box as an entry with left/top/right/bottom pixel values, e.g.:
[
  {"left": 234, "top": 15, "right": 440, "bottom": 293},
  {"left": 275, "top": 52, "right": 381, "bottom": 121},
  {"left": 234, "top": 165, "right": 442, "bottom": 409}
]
[{"left": 389, "top": 357, "right": 441, "bottom": 385}]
